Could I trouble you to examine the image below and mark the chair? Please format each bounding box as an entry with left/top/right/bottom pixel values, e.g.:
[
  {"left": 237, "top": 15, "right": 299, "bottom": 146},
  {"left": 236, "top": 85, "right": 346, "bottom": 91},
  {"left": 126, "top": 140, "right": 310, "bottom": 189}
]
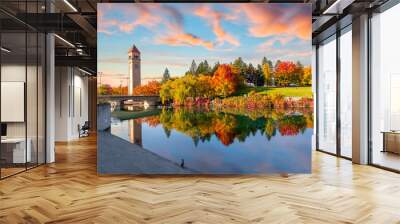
[{"left": 78, "top": 121, "right": 90, "bottom": 138}]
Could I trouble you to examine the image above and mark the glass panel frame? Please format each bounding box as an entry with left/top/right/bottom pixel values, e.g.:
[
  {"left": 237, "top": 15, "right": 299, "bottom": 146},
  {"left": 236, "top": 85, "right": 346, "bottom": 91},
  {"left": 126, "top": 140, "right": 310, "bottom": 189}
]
[
  {"left": 370, "top": 3, "right": 400, "bottom": 172},
  {"left": 0, "top": 1, "right": 47, "bottom": 180}
]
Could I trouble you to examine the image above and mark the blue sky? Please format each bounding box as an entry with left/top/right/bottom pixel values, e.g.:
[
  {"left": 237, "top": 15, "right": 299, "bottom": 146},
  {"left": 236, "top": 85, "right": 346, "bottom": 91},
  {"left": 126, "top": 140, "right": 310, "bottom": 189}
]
[{"left": 98, "top": 3, "right": 311, "bottom": 86}]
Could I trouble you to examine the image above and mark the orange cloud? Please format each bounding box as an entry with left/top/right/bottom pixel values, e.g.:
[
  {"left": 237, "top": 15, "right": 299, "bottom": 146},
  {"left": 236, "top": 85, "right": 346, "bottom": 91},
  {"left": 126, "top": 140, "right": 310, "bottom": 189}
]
[
  {"left": 157, "top": 33, "right": 214, "bottom": 49},
  {"left": 194, "top": 6, "right": 240, "bottom": 47},
  {"left": 232, "top": 4, "right": 311, "bottom": 40}
]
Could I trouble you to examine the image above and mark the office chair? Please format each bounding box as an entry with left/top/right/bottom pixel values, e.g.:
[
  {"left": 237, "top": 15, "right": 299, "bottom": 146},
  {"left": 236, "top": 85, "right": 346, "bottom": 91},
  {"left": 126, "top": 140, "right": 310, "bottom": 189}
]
[{"left": 78, "top": 121, "right": 90, "bottom": 138}]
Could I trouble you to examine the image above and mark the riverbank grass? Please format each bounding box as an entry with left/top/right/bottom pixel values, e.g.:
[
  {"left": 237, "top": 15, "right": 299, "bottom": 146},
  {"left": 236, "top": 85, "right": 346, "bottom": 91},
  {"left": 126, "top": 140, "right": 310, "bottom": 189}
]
[
  {"left": 236, "top": 86, "right": 312, "bottom": 98},
  {"left": 112, "top": 109, "right": 161, "bottom": 120}
]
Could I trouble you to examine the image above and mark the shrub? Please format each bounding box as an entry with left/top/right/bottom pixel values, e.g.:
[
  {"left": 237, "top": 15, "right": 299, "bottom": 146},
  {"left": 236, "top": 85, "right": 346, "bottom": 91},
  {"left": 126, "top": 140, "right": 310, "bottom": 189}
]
[{"left": 133, "top": 81, "right": 161, "bottom": 96}]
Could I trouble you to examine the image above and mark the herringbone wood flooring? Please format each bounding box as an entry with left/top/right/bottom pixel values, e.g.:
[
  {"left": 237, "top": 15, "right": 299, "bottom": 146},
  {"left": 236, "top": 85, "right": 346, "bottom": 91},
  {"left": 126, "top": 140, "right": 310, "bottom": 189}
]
[{"left": 1, "top": 135, "right": 400, "bottom": 224}]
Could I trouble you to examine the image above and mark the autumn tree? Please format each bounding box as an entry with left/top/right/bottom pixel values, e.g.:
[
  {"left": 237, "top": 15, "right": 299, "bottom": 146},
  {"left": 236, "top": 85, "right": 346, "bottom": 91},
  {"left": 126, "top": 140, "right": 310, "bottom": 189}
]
[
  {"left": 159, "top": 75, "right": 208, "bottom": 105},
  {"left": 98, "top": 84, "right": 112, "bottom": 95},
  {"left": 111, "top": 86, "right": 128, "bottom": 95},
  {"left": 274, "top": 61, "right": 297, "bottom": 87},
  {"left": 262, "top": 63, "right": 271, "bottom": 86},
  {"left": 133, "top": 81, "right": 161, "bottom": 96},
  {"left": 212, "top": 64, "right": 240, "bottom": 97},
  {"left": 197, "top": 75, "right": 215, "bottom": 98},
  {"left": 159, "top": 80, "right": 174, "bottom": 104},
  {"left": 275, "top": 60, "right": 282, "bottom": 71},
  {"left": 302, "top": 66, "right": 312, "bottom": 86}
]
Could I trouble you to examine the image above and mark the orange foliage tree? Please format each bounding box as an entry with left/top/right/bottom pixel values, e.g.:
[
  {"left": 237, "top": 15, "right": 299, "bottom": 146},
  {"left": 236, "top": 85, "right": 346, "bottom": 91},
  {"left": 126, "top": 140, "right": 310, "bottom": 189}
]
[
  {"left": 211, "top": 64, "right": 241, "bottom": 97},
  {"left": 133, "top": 81, "right": 161, "bottom": 96},
  {"left": 111, "top": 86, "right": 128, "bottom": 95},
  {"left": 274, "top": 61, "right": 297, "bottom": 87},
  {"left": 98, "top": 84, "right": 112, "bottom": 95},
  {"left": 301, "top": 66, "right": 312, "bottom": 86}
]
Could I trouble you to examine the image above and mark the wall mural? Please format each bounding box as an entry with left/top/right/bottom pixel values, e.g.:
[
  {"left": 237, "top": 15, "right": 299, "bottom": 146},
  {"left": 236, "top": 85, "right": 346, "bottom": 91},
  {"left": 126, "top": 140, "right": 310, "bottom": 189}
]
[{"left": 97, "top": 3, "right": 313, "bottom": 174}]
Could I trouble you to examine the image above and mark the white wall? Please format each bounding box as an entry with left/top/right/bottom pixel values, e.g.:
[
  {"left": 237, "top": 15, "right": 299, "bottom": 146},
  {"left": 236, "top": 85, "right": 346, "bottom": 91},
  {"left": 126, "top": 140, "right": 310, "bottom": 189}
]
[{"left": 54, "top": 67, "right": 89, "bottom": 141}]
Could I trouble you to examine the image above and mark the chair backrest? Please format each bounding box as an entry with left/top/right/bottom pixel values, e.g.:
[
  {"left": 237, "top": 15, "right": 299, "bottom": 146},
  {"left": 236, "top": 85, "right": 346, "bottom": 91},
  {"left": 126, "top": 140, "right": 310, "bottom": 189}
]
[{"left": 82, "top": 121, "right": 90, "bottom": 129}]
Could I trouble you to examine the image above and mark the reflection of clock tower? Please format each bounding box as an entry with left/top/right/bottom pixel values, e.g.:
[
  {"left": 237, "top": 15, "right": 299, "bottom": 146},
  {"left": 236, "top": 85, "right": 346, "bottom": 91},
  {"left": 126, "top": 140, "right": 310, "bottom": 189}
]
[{"left": 128, "top": 45, "right": 141, "bottom": 95}]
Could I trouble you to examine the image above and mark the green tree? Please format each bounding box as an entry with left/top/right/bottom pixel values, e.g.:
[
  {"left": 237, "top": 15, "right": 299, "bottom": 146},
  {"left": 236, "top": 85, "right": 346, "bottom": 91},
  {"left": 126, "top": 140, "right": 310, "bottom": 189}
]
[
  {"left": 203, "top": 60, "right": 211, "bottom": 75},
  {"left": 162, "top": 67, "right": 170, "bottom": 83},
  {"left": 261, "top": 57, "right": 268, "bottom": 66},
  {"left": 189, "top": 60, "right": 197, "bottom": 75},
  {"left": 233, "top": 57, "right": 247, "bottom": 79},
  {"left": 211, "top": 62, "right": 220, "bottom": 74},
  {"left": 262, "top": 57, "right": 272, "bottom": 68},
  {"left": 196, "top": 62, "right": 204, "bottom": 75},
  {"left": 293, "top": 61, "right": 304, "bottom": 85},
  {"left": 196, "top": 60, "right": 211, "bottom": 75},
  {"left": 256, "top": 64, "right": 265, "bottom": 86},
  {"left": 246, "top": 63, "right": 256, "bottom": 85}
]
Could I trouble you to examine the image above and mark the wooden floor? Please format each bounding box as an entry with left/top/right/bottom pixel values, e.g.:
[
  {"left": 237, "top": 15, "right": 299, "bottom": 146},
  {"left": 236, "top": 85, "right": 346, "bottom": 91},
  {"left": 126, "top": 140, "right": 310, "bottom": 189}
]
[{"left": 1, "top": 135, "right": 400, "bottom": 224}]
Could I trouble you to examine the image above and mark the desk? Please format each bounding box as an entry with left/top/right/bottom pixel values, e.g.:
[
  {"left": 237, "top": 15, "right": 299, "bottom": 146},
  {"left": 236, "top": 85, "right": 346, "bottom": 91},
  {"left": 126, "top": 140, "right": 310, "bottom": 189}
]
[
  {"left": 1, "top": 138, "right": 31, "bottom": 163},
  {"left": 381, "top": 131, "right": 400, "bottom": 154}
]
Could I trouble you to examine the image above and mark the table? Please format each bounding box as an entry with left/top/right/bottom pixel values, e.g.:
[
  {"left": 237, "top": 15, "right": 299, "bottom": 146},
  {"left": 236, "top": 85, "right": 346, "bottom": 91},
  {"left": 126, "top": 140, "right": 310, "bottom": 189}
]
[
  {"left": 1, "top": 138, "right": 31, "bottom": 163},
  {"left": 381, "top": 131, "right": 400, "bottom": 154}
]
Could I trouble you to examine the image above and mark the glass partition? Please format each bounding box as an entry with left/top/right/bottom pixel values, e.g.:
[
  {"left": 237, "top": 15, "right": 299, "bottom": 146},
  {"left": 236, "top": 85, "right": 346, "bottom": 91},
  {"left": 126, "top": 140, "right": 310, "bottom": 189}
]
[
  {"left": 339, "top": 27, "right": 352, "bottom": 158},
  {"left": 0, "top": 1, "right": 46, "bottom": 179},
  {"left": 317, "top": 35, "right": 337, "bottom": 154},
  {"left": 371, "top": 3, "right": 400, "bottom": 171},
  {"left": 1, "top": 31, "right": 28, "bottom": 177}
]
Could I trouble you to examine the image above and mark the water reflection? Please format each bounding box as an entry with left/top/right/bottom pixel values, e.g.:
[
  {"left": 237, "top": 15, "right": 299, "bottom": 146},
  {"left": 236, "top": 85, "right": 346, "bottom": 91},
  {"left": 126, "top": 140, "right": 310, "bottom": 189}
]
[
  {"left": 128, "top": 119, "right": 142, "bottom": 146},
  {"left": 111, "top": 107, "right": 313, "bottom": 174}
]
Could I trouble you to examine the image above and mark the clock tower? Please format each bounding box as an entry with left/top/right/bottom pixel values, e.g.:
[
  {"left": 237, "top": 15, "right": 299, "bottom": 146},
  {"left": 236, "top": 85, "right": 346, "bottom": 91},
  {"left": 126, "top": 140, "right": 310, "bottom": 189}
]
[{"left": 128, "top": 45, "right": 141, "bottom": 95}]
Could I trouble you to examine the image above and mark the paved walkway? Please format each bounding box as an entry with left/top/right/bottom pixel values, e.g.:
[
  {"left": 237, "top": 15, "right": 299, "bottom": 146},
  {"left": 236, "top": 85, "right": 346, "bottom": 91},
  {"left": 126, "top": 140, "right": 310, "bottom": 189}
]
[{"left": 97, "top": 131, "right": 194, "bottom": 174}]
